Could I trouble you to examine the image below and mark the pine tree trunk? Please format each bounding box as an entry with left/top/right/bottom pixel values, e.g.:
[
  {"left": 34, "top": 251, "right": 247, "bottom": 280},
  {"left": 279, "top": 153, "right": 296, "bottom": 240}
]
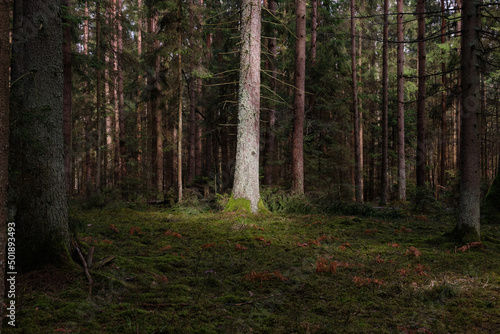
[
  {"left": 439, "top": 0, "right": 447, "bottom": 189},
  {"left": 397, "top": 0, "right": 406, "bottom": 201},
  {"left": 9, "top": 0, "right": 70, "bottom": 269},
  {"left": 416, "top": 0, "right": 426, "bottom": 188},
  {"left": 291, "top": 0, "right": 306, "bottom": 194},
  {"left": 117, "top": 0, "right": 126, "bottom": 186},
  {"left": 351, "top": 0, "right": 363, "bottom": 203},
  {"left": 380, "top": 0, "right": 389, "bottom": 205},
  {"left": 0, "top": 0, "right": 10, "bottom": 326},
  {"left": 230, "top": 0, "right": 261, "bottom": 212},
  {"left": 178, "top": 0, "right": 183, "bottom": 201},
  {"left": 96, "top": 2, "right": 103, "bottom": 190},
  {"left": 457, "top": 0, "right": 481, "bottom": 241}
]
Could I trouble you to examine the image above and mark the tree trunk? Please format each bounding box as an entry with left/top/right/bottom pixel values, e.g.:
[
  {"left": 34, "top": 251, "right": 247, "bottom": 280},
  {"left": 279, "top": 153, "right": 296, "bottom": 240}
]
[
  {"left": 291, "top": 0, "right": 306, "bottom": 194},
  {"left": 380, "top": 0, "right": 389, "bottom": 205},
  {"left": 0, "top": 0, "right": 11, "bottom": 327},
  {"left": 63, "top": 0, "right": 72, "bottom": 195},
  {"left": 397, "top": 0, "right": 406, "bottom": 201},
  {"left": 9, "top": 0, "right": 71, "bottom": 269},
  {"left": 96, "top": 1, "right": 103, "bottom": 190},
  {"left": 230, "top": 0, "right": 261, "bottom": 212},
  {"left": 117, "top": 0, "right": 126, "bottom": 186},
  {"left": 416, "top": 0, "right": 426, "bottom": 188},
  {"left": 263, "top": 0, "right": 277, "bottom": 186},
  {"left": 457, "top": 0, "right": 481, "bottom": 241},
  {"left": 439, "top": 0, "right": 447, "bottom": 189},
  {"left": 351, "top": 0, "right": 363, "bottom": 203},
  {"left": 178, "top": 0, "right": 183, "bottom": 201},
  {"left": 311, "top": 0, "right": 317, "bottom": 67}
]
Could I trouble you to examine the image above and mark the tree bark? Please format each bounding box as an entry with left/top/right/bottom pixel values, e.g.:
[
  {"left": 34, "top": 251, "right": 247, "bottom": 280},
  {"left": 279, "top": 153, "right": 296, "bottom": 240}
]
[
  {"left": 439, "top": 0, "right": 447, "bottom": 189},
  {"left": 380, "top": 0, "right": 389, "bottom": 205},
  {"left": 351, "top": 0, "right": 363, "bottom": 203},
  {"left": 178, "top": 0, "right": 183, "bottom": 201},
  {"left": 117, "top": 0, "right": 126, "bottom": 186},
  {"left": 291, "top": 0, "right": 306, "bottom": 194},
  {"left": 416, "top": 0, "right": 426, "bottom": 188},
  {"left": 231, "top": 0, "right": 261, "bottom": 212},
  {"left": 397, "top": 0, "right": 406, "bottom": 201},
  {"left": 9, "top": 0, "right": 71, "bottom": 269},
  {"left": 457, "top": 0, "right": 481, "bottom": 241},
  {"left": 96, "top": 1, "right": 103, "bottom": 190},
  {"left": 0, "top": 0, "right": 11, "bottom": 327}
]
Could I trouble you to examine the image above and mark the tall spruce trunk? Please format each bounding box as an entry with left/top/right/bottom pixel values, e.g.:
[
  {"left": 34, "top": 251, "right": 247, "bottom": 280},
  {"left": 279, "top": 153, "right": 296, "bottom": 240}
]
[
  {"left": 291, "top": 0, "right": 306, "bottom": 194},
  {"left": 9, "top": 0, "right": 71, "bottom": 269},
  {"left": 457, "top": 0, "right": 481, "bottom": 241},
  {"left": 416, "top": 0, "right": 426, "bottom": 188},
  {"left": 440, "top": 0, "right": 447, "bottom": 188},
  {"left": 0, "top": 0, "right": 11, "bottom": 327},
  {"left": 397, "top": 0, "right": 406, "bottom": 201},
  {"left": 230, "top": 0, "right": 261, "bottom": 212},
  {"left": 380, "top": 0, "right": 389, "bottom": 205},
  {"left": 351, "top": 0, "right": 363, "bottom": 203}
]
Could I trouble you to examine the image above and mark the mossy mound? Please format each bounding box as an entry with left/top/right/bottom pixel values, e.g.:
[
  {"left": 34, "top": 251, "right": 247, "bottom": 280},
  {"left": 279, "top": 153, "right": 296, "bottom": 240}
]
[{"left": 224, "top": 196, "right": 271, "bottom": 215}]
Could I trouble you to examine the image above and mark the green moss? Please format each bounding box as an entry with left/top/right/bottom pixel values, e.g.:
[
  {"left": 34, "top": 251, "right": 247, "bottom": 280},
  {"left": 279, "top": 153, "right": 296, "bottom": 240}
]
[
  {"left": 223, "top": 196, "right": 271, "bottom": 215},
  {"left": 224, "top": 196, "right": 252, "bottom": 213}
]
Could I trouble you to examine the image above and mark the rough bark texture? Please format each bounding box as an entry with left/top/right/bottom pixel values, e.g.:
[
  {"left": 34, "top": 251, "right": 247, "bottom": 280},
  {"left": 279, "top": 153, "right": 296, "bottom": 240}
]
[
  {"left": 351, "top": 0, "right": 363, "bottom": 203},
  {"left": 231, "top": 0, "right": 261, "bottom": 213},
  {"left": 9, "top": 0, "right": 71, "bottom": 270},
  {"left": 457, "top": 0, "right": 481, "bottom": 241},
  {"left": 291, "top": 0, "right": 306, "bottom": 194},
  {"left": 380, "top": 0, "right": 389, "bottom": 205},
  {"left": 397, "top": 0, "right": 406, "bottom": 201},
  {"left": 0, "top": 0, "right": 11, "bottom": 327},
  {"left": 416, "top": 0, "right": 426, "bottom": 188}
]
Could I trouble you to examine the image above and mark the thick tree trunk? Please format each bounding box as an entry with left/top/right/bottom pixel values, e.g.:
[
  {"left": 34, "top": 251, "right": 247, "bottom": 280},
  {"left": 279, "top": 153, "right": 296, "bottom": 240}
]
[
  {"left": 291, "top": 0, "right": 306, "bottom": 194},
  {"left": 230, "top": 0, "right": 261, "bottom": 212},
  {"left": 397, "top": 0, "right": 406, "bottom": 201},
  {"left": 416, "top": 0, "right": 426, "bottom": 188},
  {"left": 0, "top": 0, "right": 11, "bottom": 327},
  {"left": 457, "top": 0, "right": 481, "bottom": 241},
  {"left": 351, "top": 0, "right": 363, "bottom": 203},
  {"left": 9, "top": 0, "right": 70, "bottom": 269},
  {"left": 380, "top": 0, "right": 389, "bottom": 205}
]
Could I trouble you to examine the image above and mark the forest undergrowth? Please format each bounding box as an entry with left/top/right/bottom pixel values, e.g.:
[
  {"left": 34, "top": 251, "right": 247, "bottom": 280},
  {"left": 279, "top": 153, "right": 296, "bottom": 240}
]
[{"left": 3, "top": 198, "right": 500, "bottom": 333}]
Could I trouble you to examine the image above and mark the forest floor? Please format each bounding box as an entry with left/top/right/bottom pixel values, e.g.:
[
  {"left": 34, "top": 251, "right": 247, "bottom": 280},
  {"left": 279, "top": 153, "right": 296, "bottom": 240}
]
[{"left": 3, "top": 202, "right": 500, "bottom": 333}]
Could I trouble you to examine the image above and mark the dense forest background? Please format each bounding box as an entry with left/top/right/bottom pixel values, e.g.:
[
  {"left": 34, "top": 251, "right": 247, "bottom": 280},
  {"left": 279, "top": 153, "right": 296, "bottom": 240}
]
[{"left": 57, "top": 0, "right": 499, "bottom": 206}]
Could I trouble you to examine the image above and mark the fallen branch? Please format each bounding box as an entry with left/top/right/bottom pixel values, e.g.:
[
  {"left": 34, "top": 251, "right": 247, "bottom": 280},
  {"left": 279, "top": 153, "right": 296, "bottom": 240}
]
[{"left": 73, "top": 241, "right": 94, "bottom": 295}]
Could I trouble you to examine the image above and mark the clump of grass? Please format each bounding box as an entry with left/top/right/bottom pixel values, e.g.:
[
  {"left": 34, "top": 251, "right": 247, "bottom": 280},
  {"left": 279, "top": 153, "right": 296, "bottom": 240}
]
[{"left": 4, "top": 205, "right": 500, "bottom": 333}]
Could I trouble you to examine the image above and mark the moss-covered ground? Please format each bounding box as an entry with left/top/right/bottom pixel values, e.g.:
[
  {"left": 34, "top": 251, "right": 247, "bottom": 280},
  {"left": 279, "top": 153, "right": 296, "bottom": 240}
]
[{"left": 4, "top": 206, "right": 500, "bottom": 333}]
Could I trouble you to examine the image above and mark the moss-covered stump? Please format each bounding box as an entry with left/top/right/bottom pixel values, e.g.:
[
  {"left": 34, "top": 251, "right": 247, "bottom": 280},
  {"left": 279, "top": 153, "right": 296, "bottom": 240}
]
[{"left": 224, "top": 196, "right": 271, "bottom": 215}]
